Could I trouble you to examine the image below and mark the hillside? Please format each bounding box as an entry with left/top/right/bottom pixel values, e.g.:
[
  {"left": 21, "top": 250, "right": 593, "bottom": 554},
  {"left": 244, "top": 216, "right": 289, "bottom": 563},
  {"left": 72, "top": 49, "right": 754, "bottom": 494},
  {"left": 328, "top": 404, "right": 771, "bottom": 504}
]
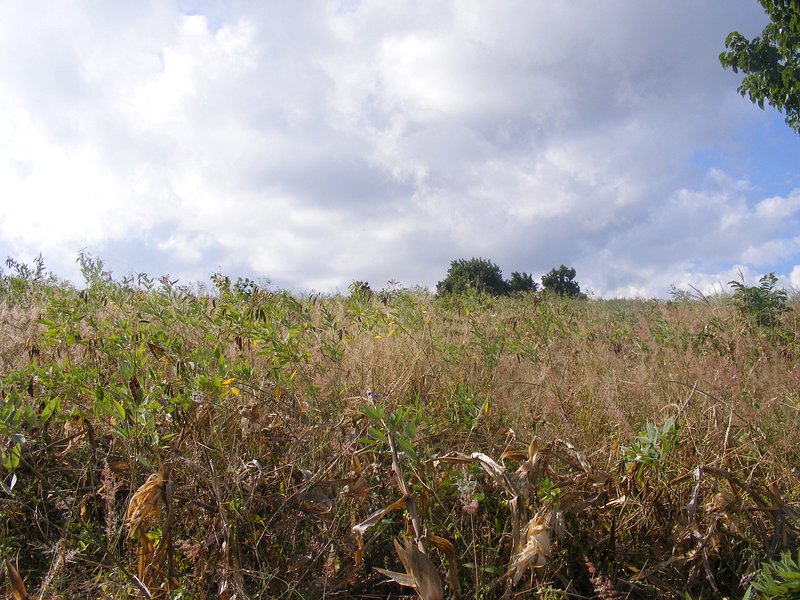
[{"left": 1, "top": 260, "right": 799, "bottom": 598}]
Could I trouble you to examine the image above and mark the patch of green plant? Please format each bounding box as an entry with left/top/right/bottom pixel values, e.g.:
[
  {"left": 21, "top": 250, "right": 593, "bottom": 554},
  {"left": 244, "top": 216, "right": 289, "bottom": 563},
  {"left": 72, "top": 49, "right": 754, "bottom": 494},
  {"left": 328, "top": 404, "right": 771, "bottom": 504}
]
[
  {"left": 361, "top": 401, "right": 428, "bottom": 465},
  {"left": 447, "top": 384, "right": 487, "bottom": 431},
  {"left": 729, "top": 272, "right": 790, "bottom": 328},
  {"left": 743, "top": 549, "right": 800, "bottom": 599},
  {"left": 622, "top": 417, "right": 680, "bottom": 481}
]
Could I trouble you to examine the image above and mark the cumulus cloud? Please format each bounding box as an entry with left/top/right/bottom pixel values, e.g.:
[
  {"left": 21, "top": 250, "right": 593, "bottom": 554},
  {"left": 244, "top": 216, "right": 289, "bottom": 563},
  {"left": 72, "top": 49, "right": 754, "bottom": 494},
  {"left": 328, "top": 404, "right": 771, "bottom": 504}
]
[{"left": 0, "top": 0, "right": 796, "bottom": 295}]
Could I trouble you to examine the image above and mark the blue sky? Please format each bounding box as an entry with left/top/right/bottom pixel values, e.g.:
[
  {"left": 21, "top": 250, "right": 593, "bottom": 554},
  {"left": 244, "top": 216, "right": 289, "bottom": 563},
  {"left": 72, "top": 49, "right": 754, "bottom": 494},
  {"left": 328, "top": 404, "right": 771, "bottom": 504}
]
[{"left": 0, "top": 1, "right": 798, "bottom": 297}]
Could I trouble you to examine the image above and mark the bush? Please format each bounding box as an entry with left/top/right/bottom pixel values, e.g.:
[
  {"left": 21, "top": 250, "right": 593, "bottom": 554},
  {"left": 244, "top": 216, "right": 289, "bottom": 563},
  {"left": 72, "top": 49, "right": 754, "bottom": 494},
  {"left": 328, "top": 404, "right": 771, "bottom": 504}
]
[{"left": 728, "top": 272, "right": 789, "bottom": 327}]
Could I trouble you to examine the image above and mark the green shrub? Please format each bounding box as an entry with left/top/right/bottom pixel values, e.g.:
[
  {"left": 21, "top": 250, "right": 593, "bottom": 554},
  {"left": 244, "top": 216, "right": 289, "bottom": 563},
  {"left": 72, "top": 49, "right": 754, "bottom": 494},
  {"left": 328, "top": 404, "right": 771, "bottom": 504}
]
[{"left": 729, "top": 273, "right": 789, "bottom": 327}]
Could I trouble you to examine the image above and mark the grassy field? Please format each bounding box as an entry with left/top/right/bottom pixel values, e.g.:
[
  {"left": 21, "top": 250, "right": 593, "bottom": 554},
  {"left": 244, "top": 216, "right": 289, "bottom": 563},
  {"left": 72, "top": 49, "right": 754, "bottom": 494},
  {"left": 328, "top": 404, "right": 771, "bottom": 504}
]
[{"left": 1, "top": 257, "right": 799, "bottom": 598}]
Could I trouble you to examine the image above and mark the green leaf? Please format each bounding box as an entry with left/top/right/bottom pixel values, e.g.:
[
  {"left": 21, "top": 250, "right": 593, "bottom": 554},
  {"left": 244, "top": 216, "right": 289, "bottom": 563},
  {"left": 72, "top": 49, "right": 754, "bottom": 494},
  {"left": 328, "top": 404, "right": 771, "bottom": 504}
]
[
  {"left": 361, "top": 404, "right": 384, "bottom": 423},
  {"left": 1, "top": 444, "right": 21, "bottom": 471},
  {"left": 40, "top": 397, "right": 61, "bottom": 422},
  {"left": 396, "top": 435, "right": 419, "bottom": 463},
  {"left": 368, "top": 427, "right": 387, "bottom": 443}
]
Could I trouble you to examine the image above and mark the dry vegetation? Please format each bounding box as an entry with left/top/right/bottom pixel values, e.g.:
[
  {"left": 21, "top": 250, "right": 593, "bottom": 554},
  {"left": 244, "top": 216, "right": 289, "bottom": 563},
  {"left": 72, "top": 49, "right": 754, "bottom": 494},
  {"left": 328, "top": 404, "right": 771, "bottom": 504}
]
[{"left": 1, "top": 258, "right": 799, "bottom": 599}]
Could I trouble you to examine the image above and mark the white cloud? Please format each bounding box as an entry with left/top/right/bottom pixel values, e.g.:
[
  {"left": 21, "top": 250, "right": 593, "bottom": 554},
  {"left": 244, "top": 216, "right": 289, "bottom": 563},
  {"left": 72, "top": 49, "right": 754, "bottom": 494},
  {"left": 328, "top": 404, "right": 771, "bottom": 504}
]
[
  {"left": 790, "top": 265, "right": 800, "bottom": 289},
  {"left": 754, "top": 191, "right": 800, "bottom": 220},
  {"left": 0, "top": 0, "right": 796, "bottom": 295}
]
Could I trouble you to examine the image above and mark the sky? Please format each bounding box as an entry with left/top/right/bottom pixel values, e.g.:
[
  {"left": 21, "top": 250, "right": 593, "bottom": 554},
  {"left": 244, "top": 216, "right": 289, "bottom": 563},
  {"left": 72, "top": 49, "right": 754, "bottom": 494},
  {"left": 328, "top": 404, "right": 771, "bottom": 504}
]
[{"left": 0, "top": 1, "right": 798, "bottom": 297}]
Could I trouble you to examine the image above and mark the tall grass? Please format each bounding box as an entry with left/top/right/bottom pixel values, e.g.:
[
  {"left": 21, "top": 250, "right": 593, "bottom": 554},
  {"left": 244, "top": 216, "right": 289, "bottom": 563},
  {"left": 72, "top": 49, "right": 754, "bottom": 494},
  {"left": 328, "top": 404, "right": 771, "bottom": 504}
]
[{"left": 0, "top": 258, "right": 798, "bottom": 598}]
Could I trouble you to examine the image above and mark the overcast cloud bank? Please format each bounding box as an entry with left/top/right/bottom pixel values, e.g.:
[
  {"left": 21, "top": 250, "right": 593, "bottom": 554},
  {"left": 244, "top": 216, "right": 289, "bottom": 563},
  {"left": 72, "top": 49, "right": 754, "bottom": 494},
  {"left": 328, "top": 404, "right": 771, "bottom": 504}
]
[{"left": 0, "top": 1, "right": 798, "bottom": 296}]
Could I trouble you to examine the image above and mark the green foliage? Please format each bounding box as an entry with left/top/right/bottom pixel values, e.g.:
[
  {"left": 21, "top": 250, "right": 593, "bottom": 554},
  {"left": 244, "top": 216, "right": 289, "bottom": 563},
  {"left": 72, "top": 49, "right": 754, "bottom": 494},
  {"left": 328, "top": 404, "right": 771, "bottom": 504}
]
[
  {"left": 436, "top": 258, "right": 539, "bottom": 297},
  {"left": 1, "top": 254, "right": 60, "bottom": 305},
  {"left": 743, "top": 549, "right": 800, "bottom": 599},
  {"left": 436, "top": 258, "right": 511, "bottom": 296},
  {"left": 720, "top": 0, "right": 800, "bottom": 133},
  {"left": 623, "top": 417, "right": 680, "bottom": 481},
  {"left": 541, "top": 265, "right": 584, "bottom": 298},
  {"left": 348, "top": 280, "right": 372, "bottom": 299},
  {"left": 729, "top": 272, "right": 789, "bottom": 327},
  {"left": 361, "top": 401, "right": 427, "bottom": 464},
  {"left": 508, "top": 271, "right": 538, "bottom": 293}
]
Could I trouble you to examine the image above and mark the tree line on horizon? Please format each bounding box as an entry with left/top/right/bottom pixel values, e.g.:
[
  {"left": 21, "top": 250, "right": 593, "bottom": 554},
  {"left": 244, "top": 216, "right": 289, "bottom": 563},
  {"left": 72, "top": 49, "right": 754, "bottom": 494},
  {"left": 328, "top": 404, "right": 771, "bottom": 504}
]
[
  {"left": 348, "top": 258, "right": 585, "bottom": 299},
  {"left": 435, "top": 257, "right": 585, "bottom": 298}
]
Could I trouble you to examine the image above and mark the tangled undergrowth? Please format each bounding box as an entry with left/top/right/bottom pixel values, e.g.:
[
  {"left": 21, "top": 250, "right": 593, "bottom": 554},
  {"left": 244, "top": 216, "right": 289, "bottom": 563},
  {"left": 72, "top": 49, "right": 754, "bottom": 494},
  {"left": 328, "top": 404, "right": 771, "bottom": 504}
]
[{"left": 1, "top": 255, "right": 799, "bottom": 598}]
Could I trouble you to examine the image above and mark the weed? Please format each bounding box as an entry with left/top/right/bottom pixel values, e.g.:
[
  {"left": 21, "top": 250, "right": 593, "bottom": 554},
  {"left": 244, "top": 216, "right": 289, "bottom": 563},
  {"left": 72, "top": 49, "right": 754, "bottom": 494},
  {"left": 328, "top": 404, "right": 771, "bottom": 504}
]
[
  {"left": 743, "top": 549, "right": 800, "bottom": 599},
  {"left": 729, "top": 272, "right": 790, "bottom": 328}
]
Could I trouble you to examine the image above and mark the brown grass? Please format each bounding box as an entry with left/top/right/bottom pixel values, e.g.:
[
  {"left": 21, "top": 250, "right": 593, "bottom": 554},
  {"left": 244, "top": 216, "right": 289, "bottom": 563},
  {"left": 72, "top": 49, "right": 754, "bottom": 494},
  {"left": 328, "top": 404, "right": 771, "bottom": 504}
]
[{"left": 0, "top": 281, "right": 798, "bottom": 598}]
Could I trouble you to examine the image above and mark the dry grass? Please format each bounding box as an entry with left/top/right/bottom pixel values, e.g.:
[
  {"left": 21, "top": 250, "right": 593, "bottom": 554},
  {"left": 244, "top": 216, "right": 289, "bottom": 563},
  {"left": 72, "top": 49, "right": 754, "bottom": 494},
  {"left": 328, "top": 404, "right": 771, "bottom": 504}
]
[{"left": 0, "top": 276, "right": 798, "bottom": 598}]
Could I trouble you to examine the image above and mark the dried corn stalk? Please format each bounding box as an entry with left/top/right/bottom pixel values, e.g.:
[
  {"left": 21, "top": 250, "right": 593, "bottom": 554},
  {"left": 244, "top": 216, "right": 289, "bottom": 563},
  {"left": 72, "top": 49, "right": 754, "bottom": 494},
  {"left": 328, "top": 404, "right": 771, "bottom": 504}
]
[
  {"left": 506, "top": 507, "right": 554, "bottom": 586},
  {"left": 125, "top": 471, "right": 165, "bottom": 537},
  {"left": 375, "top": 538, "right": 444, "bottom": 600},
  {"left": 125, "top": 471, "right": 166, "bottom": 590}
]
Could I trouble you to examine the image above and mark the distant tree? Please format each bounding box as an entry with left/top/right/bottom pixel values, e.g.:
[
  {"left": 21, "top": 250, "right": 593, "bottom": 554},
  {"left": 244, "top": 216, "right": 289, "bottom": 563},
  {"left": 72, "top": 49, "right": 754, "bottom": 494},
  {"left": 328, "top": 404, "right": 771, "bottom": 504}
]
[
  {"left": 436, "top": 258, "right": 511, "bottom": 296},
  {"left": 720, "top": 1, "right": 800, "bottom": 133},
  {"left": 541, "top": 265, "right": 584, "bottom": 298},
  {"left": 508, "top": 271, "right": 538, "bottom": 293}
]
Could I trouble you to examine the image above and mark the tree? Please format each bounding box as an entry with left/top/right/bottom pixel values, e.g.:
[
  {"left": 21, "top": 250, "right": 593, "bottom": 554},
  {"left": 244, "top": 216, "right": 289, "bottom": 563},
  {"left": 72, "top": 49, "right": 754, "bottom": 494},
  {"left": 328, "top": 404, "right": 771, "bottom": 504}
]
[
  {"left": 720, "top": 1, "right": 800, "bottom": 133},
  {"left": 541, "top": 265, "right": 584, "bottom": 298},
  {"left": 508, "top": 271, "right": 538, "bottom": 294},
  {"left": 436, "top": 258, "right": 510, "bottom": 296}
]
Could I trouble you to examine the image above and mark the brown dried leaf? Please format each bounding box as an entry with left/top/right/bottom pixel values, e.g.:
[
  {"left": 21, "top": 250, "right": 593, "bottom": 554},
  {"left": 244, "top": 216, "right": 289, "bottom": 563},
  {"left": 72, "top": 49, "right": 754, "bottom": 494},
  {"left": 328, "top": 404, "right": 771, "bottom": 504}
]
[
  {"left": 346, "top": 475, "right": 370, "bottom": 497},
  {"left": 386, "top": 538, "right": 444, "bottom": 600},
  {"left": 506, "top": 509, "right": 553, "bottom": 586},
  {"left": 352, "top": 496, "right": 407, "bottom": 535},
  {"left": 438, "top": 452, "right": 516, "bottom": 495},
  {"left": 425, "top": 534, "right": 460, "bottom": 596},
  {"left": 710, "top": 490, "right": 739, "bottom": 514},
  {"left": 528, "top": 436, "right": 540, "bottom": 460},
  {"left": 549, "top": 439, "right": 609, "bottom": 483},
  {"left": 499, "top": 449, "right": 528, "bottom": 462},
  {"left": 136, "top": 533, "right": 156, "bottom": 583},
  {"left": 375, "top": 567, "right": 417, "bottom": 587},
  {"left": 4, "top": 559, "right": 29, "bottom": 600},
  {"left": 146, "top": 342, "right": 166, "bottom": 360},
  {"left": 125, "top": 471, "right": 165, "bottom": 538},
  {"left": 470, "top": 452, "right": 511, "bottom": 487}
]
